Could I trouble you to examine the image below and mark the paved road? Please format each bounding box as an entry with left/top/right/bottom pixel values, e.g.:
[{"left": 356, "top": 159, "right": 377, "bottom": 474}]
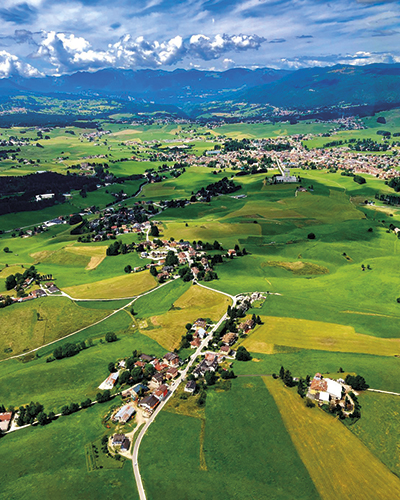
[{"left": 132, "top": 294, "right": 236, "bottom": 500}]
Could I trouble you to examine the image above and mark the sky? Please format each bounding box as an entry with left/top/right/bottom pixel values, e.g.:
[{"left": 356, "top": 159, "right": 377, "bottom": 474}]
[{"left": 0, "top": 0, "right": 399, "bottom": 77}]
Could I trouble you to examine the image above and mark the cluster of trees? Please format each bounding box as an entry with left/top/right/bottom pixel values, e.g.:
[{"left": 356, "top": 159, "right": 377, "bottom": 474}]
[
  {"left": 106, "top": 240, "right": 129, "bottom": 256},
  {"left": 16, "top": 401, "right": 43, "bottom": 426},
  {"left": 223, "top": 139, "right": 252, "bottom": 152},
  {"left": 278, "top": 365, "right": 296, "bottom": 387},
  {"left": 0, "top": 172, "right": 99, "bottom": 216},
  {"left": 345, "top": 374, "right": 369, "bottom": 391},
  {"left": 105, "top": 332, "right": 117, "bottom": 343},
  {"left": 236, "top": 346, "right": 252, "bottom": 361},
  {"left": 349, "top": 138, "right": 389, "bottom": 152},
  {"left": 376, "top": 192, "right": 400, "bottom": 206},
  {"left": 52, "top": 341, "right": 87, "bottom": 360},
  {"left": 5, "top": 265, "right": 39, "bottom": 291},
  {"left": 198, "top": 177, "right": 241, "bottom": 199},
  {"left": 150, "top": 224, "right": 159, "bottom": 237},
  {"left": 353, "top": 175, "right": 366, "bottom": 185},
  {"left": 263, "top": 142, "right": 291, "bottom": 152},
  {"left": 387, "top": 177, "right": 400, "bottom": 193}
]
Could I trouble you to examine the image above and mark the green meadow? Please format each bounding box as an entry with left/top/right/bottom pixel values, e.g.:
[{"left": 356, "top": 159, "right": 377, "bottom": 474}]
[
  {"left": 141, "top": 377, "right": 318, "bottom": 500},
  {"left": 0, "top": 400, "right": 137, "bottom": 500}
]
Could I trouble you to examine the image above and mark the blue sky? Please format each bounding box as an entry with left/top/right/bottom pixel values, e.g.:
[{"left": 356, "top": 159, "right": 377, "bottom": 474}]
[{"left": 0, "top": 0, "right": 399, "bottom": 77}]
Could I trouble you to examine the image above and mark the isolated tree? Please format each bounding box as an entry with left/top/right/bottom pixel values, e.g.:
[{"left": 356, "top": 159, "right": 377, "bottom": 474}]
[
  {"left": 105, "top": 332, "right": 117, "bottom": 343},
  {"left": 108, "top": 362, "right": 116, "bottom": 373},
  {"left": 307, "top": 233, "right": 316, "bottom": 240},
  {"left": 279, "top": 366, "right": 285, "bottom": 379}
]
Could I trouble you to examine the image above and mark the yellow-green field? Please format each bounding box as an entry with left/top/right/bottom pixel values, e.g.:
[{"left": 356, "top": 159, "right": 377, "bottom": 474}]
[
  {"left": 162, "top": 220, "right": 262, "bottom": 241},
  {"left": 64, "top": 271, "right": 157, "bottom": 299},
  {"left": 139, "top": 285, "right": 231, "bottom": 350},
  {"left": 264, "top": 377, "right": 400, "bottom": 500},
  {"left": 63, "top": 245, "right": 107, "bottom": 270},
  {"left": 241, "top": 316, "right": 400, "bottom": 356},
  {"left": 0, "top": 297, "right": 109, "bottom": 358}
]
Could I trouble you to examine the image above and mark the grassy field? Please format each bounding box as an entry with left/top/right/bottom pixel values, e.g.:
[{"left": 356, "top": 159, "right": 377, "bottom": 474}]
[
  {"left": 232, "top": 348, "right": 400, "bottom": 392},
  {"left": 64, "top": 271, "right": 157, "bottom": 299},
  {"left": 0, "top": 297, "right": 109, "bottom": 359},
  {"left": 0, "top": 316, "right": 166, "bottom": 412},
  {"left": 0, "top": 400, "right": 137, "bottom": 500},
  {"left": 137, "top": 284, "right": 231, "bottom": 350},
  {"left": 241, "top": 316, "right": 400, "bottom": 356},
  {"left": 141, "top": 377, "right": 319, "bottom": 500},
  {"left": 350, "top": 392, "right": 400, "bottom": 478},
  {"left": 264, "top": 377, "right": 400, "bottom": 500}
]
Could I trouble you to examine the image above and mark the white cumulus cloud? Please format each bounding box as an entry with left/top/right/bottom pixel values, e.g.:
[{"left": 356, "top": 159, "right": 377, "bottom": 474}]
[
  {"left": 30, "top": 31, "right": 267, "bottom": 73},
  {"left": 0, "top": 49, "right": 43, "bottom": 78}
]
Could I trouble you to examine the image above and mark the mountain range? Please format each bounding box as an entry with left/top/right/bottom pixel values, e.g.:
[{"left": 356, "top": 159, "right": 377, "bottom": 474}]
[{"left": 1, "top": 63, "right": 400, "bottom": 119}]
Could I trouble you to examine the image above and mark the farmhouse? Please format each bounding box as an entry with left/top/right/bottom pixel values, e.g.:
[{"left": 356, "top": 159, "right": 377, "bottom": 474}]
[
  {"left": 0, "top": 412, "right": 12, "bottom": 432},
  {"left": 308, "top": 373, "right": 343, "bottom": 403}
]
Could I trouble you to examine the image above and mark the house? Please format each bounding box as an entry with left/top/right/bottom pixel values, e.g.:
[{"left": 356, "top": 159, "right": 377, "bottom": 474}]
[
  {"left": 154, "top": 384, "right": 169, "bottom": 401},
  {"left": 113, "top": 404, "right": 136, "bottom": 423},
  {"left": 165, "top": 367, "right": 179, "bottom": 380},
  {"left": 0, "top": 412, "right": 12, "bottom": 432},
  {"left": 139, "top": 395, "right": 160, "bottom": 413},
  {"left": 163, "top": 352, "right": 180, "bottom": 367},
  {"left": 238, "top": 319, "right": 255, "bottom": 333},
  {"left": 227, "top": 249, "right": 236, "bottom": 257},
  {"left": 47, "top": 285, "right": 60, "bottom": 294},
  {"left": 222, "top": 332, "right": 238, "bottom": 346},
  {"left": 184, "top": 380, "right": 196, "bottom": 393},
  {"left": 220, "top": 345, "right": 231, "bottom": 356},
  {"left": 31, "top": 289, "right": 47, "bottom": 298},
  {"left": 152, "top": 373, "right": 164, "bottom": 386},
  {"left": 193, "top": 319, "right": 207, "bottom": 329},
  {"left": 190, "top": 338, "right": 201, "bottom": 349},
  {"left": 112, "top": 433, "right": 125, "bottom": 446},
  {"left": 121, "top": 437, "right": 131, "bottom": 451},
  {"left": 140, "top": 354, "right": 155, "bottom": 363},
  {"left": 196, "top": 327, "right": 207, "bottom": 339},
  {"left": 135, "top": 361, "right": 146, "bottom": 368}
]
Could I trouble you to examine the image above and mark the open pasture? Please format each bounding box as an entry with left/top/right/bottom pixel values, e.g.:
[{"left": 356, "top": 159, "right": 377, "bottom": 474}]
[
  {"left": 241, "top": 316, "right": 400, "bottom": 356},
  {"left": 350, "top": 392, "right": 400, "bottom": 478},
  {"left": 141, "top": 377, "right": 318, "bottom": 500},
  {"left": 0, "top": 400, "right": 137, "bottom": 500},
  {"left": 0, "top": 297, "right": 109, "bottom": 359},
  {"left": 63, "top": 270, "right": 157, "bottom": 299},
  {"left": 213, "top": 121, "right": 333, "bottom": 139},
  {"left": 138, "top": 284, "right": 230, "bottom": 350},
  {"left": 264, "top": 377, "right": 400, "bottom": 500}
]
